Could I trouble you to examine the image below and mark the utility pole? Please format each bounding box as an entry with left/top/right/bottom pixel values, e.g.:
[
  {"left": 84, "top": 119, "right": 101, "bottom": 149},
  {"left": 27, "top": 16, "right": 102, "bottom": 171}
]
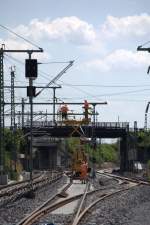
[
  {"left": 92, "top": 103, "right": 96, "bottom": 125},
  {"left": 10, "top": 66, "right": 15, "bottom": 129},
  {"left": 137, "top": 46, "right": 150, "bottom": 129},
  {"left": 10, "top": 66, "right": 17, "bottom": 172},
  {"left": 18, "top": 111, "right": 21, "bottom": 128},
  {"left": 45, "top": 109, "right": 48, "bottom": 123},
  {"left": 0, "top": 45, "right": 5, "bottom": 178},
  {"left": 52, "top": 86, "right": 61, "bottom": 123},
  {"left": 144, "top": 102, "right": 150, "bottom": 130},
  {"left": 53, "top": 87, "right": 56, "bottom": 124},
  {"left": 28, "top": 52, "right": 33, "bottom": 187},
  {"left": 0, "top": 45, "right": 43, "bottom": 184},
  {"left": 25, "top": 51, "right": 42, "bottom": 192},
  {"left": 21, "top": 98, "right": 25, "bottom": 128},
  {"left": 91, "top": 103, "right": 97, "bottom": 179}
]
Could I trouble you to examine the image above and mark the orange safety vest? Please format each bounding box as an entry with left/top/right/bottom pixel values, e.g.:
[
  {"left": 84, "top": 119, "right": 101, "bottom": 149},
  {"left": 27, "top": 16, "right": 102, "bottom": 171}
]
[
  {"left": 80, "top": 163, "right": 88, "bottom": 179},
  {"left": 83, "top": 100, "right": 89, "bottom": 110},
  {"left": 60, "top": 105, "right": 69, "bottom": 113}
]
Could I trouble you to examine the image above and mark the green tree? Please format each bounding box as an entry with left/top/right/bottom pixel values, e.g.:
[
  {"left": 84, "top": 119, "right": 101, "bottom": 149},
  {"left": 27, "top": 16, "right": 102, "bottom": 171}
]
[
  {"left": 66, "top": 137, "right": 80, "bottom": 153},
  {"left": 137, "top": 131, "right": 150, "bottom": 148},
  {"left": 3, "top": 128, "right": 27, "bottom": 178}
]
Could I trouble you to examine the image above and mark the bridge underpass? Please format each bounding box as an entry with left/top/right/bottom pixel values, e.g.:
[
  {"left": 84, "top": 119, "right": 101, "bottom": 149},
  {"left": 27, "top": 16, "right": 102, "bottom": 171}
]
[
  {"left": 26, "top": 136, "right": 68, "bottom": 171},
  {"left": 24, "top": 122, "right": 130, "bottom": 172}
]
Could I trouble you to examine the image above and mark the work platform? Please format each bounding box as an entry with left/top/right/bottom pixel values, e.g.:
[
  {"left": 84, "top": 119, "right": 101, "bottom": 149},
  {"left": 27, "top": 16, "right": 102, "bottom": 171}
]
[{"left": 23, "top": 121, "right": 129, "bottom": 138}]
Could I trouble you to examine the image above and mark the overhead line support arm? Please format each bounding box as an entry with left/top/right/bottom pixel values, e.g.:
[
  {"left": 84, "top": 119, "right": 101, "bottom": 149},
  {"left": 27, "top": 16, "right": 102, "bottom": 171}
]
[
  {"left": 4, "top": 102, "right": 107, "bottom": 105},
  {"left": 137, "top": 46, "right": 150, "bottom": 74},
  {"left": 137, "top": 46, "right": 150, "bottom": 52},
  {"left": 35, "top": 60, "right": 74, "bottom": 97}
]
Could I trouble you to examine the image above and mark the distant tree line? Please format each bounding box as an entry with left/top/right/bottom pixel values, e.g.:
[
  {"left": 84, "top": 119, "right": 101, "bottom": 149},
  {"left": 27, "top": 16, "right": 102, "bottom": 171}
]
[{"left": 66, "top": 138, "right": 119, "bottom": 166}]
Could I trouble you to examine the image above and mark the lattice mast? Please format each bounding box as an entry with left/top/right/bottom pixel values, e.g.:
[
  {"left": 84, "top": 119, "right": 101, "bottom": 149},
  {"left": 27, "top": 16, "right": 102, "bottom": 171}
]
[{"left": 0, "top": 45, "right": 5, "bottom": 174}]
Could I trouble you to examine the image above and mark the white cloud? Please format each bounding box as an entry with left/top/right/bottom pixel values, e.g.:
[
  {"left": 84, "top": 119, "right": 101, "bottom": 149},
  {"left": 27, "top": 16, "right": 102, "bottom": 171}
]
[
  {"left": 2, "top": 14, "right": 150, "bottom": 61},
  {"left": 14, "top": 17, "right": 96, "bottom": 45},
  {"left": 85, "top": 49, "right": 150, "bottom": 72},
  {"left": 101, "top": 13, "right": 150, "bottom": 39}
]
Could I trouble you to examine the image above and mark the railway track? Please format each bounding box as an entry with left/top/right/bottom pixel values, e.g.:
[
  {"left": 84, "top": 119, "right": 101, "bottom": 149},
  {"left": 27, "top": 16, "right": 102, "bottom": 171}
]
[
  {"left": 0, "top": 171, "right": 42, "bottom": 191},
  {"left": 17, "top": 172, "right": 140, "bottom": 225},
  {"left": 71, "top": 179, "right": 138, "bottom": 225},
  {"left": 0, "top": 173, "right": 43, "bottom": 196},
  {"left": 71, "top": 172, "right": 150, "bottom": 225},
  {"left": 17, "top": 182, "right": 100, "bottom": 225},
  {"left": 16, "top": 180, "right": 73, "bottom": 225},
  {"left": 0, "top": 171, "right": 63, "bottom": 207},
  {"left": 97, "top": 170, "right": 150, "bottom": 186}
]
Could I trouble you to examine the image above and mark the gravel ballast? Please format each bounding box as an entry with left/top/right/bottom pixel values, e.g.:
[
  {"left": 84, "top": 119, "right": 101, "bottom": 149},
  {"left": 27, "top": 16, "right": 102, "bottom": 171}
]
[
  {"left": 0, "top": 175, "right": 67, "bottom": 225},
  {"left": 36, "top": 174, "right": 121, "bottom": 225},
  {"left": 80, "top": 185, "right": 150, "bottom": 225},
  {"left": 37, "top": 178, "right": 150, "bottom": 225},
  {"left": 2, "top": 173, "right": 150, "bottom": 225}
]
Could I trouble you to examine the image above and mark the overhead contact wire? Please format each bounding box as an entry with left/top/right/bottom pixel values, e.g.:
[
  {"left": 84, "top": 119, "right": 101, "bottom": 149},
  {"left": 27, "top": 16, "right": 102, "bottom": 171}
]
[{"left": 0, "top": 23, "right": 41, "bottom": 49}]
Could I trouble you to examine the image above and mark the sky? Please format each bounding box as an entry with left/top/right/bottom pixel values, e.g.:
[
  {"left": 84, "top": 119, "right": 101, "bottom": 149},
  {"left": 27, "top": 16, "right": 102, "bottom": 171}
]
[{"left": 1, "top": 0, "right": 150, "bottom": 128}]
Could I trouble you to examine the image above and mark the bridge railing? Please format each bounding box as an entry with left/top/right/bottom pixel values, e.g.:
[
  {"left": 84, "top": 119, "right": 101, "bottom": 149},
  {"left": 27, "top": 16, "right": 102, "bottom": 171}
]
[
  {"left": 89, "top": 122, "right": 129, "bottom": 129},
  {"left": 24, "top": 120, "right": 55, "bottom": 127},
  {"left": 24, "top": 120, "right": 129, "bottom": 129}
]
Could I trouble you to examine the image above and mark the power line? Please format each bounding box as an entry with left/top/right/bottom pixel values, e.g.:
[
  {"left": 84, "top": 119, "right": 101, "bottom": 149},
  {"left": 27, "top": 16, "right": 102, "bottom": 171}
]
[
  {"left": 58, "top": 83, "right": 150, "bottom": 88},
  {"left": 140, "top": 40, "right": 150, "bottom": 47},
  {"left": 96, "top": 88, "right": 150, "bottom": 97},
  {"left": 5, "top": 53, "right": 24, "bottom": 65},
  {"left": 6, "top": 52, "right": 149, "bottom": 99},
  {"left": 0, "top": 23, "right": 42, "bottom": 49},
  {"left": 5, "top": 51, "right": 150, "bottom": 103},
  {"left": 55, "top": 88, "right": 150, "bottom": 100}
]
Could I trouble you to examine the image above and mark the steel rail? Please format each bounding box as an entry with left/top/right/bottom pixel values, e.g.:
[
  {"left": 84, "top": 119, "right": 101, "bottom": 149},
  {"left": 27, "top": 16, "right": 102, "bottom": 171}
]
[
  {"left": 0, "top": 172, "right": 63, "bottom": 206},
  {"left": 72, "top": 182, "right": 89, "bottom": 225},
  {"left": 71, "top": 173, "right": 132, "bottom": 225},
  {"left": 17, "top": 185, "right": 109, "bottom": 225},
  {"left": 96, "top": 171, "right": 124, "bottom": 185},
  {"left": 17, "top": 173, "right": 139, "bottom": 225},
  {"left": 71, "top": 171, "right": 147, "bottom": 225},
  {"left": 0, "top": 173, "right": 53, "bottom": 196},
  {"left": 72, "top": 184, "right": 139, "bottom": 225},
  {"left": 17, "top": 180, "right": 72, "bottom": 225},
  {"left": 0, "top": 172, "right": 43, "bottom": 192},
  {"left": 97, "top": 171, "right": 150, "bottom": 186}
]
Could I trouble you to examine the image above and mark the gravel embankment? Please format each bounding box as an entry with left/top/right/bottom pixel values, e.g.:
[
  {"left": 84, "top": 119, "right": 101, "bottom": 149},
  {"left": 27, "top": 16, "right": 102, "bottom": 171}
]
[
  {"left": 0, "top": 175, "right": 68, "bottom": 225},
  {"left": 80, "top": 185, "right": 150, "bottom": 225}
]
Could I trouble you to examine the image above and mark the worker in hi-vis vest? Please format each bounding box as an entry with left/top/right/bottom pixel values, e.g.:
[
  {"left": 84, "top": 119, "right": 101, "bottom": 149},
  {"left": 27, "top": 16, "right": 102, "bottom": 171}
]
[{"left": 60, "top": 104, "right": 69, "bottom": 120}]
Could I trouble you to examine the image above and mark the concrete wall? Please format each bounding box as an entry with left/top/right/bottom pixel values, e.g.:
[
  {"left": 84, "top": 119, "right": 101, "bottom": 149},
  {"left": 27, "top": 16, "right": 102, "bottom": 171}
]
[{"left": 36, "top": 146, "right": 57, "bottom": 170}]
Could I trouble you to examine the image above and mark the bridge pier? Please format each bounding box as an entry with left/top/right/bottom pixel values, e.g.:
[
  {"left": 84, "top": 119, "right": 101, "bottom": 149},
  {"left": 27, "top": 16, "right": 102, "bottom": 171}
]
[{"left": 120, "top": 135, "right": 129, "bottom": 172}]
